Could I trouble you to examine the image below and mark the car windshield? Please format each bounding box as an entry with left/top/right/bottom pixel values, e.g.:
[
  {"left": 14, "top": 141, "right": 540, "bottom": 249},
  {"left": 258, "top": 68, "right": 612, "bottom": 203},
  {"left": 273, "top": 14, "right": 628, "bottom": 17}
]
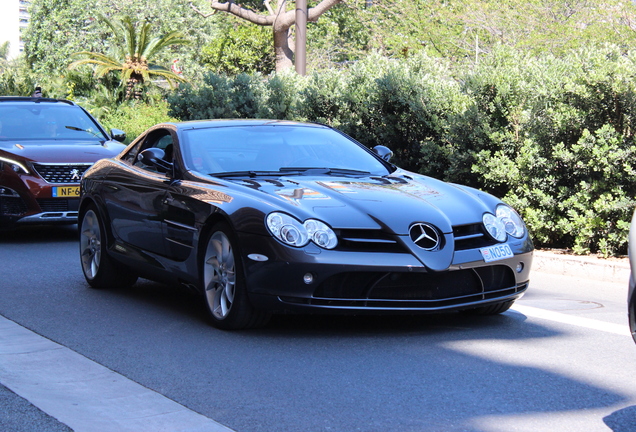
[
  {"left": 0, "top": 103, "right": 107, "bottom": 142},
  {"left": 180, "top": 124, "right": 391, "bottom": 176}
]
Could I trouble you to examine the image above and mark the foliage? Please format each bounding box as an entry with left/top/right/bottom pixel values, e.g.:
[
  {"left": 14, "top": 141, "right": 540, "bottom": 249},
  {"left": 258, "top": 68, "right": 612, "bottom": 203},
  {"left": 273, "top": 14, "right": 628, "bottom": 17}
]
[
  {"left": 467, "top": 45, "right": 636, "bottom": 256},
  {"left": 305, "top": 2, "right": 372, "bottom": 68},
  {"left": 23, "top": 0, "right": 215, "bottom": 75},
  {"left": 0, "top": 60, "right": 40, "bottom": 96},
  {"left": 68, "top": 15, "right": 189, "bottom": 99},
  {"left": 360, "top": 0, "right": 636, "bottom": 60},
  {"left": 201, "top": 19, "right": 275, "bottom": 75},
  {"left": 100, "top": 99, "right": 179, "bottom": 144}
]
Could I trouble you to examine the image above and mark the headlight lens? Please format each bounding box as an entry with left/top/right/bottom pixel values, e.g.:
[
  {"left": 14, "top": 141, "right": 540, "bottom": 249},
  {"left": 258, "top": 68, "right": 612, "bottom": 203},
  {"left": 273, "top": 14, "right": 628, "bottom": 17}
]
[
  {"left": 304, "top": 219, "right": 338, "bottom": 249},
  {"left": 483, "top": 212, "right": 507, "bottom": 242},
  {"left": 496, "top": 204, "right": 525, "bottom": 238},
  {"left": 483, "top": 205, "right": 526, "bottom": 242},
  {"left": 266, "top": 212, "right": 338, "bottom": 249},
  {"left": 0, "top": 156, "right": 29, "bottom": 174}
]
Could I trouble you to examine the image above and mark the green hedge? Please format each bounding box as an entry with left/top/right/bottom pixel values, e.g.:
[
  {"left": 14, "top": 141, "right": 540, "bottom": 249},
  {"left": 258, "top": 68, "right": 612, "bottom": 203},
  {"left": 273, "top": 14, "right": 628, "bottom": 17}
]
[{"left": 167, "top": 46, "right": 636, "bottom": 256}]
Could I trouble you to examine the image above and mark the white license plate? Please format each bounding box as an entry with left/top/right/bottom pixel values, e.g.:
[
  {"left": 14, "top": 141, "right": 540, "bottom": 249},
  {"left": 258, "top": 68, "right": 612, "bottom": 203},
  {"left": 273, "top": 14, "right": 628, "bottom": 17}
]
[{"left": 480, "top": 244, "right": 513, "bottom": 262}]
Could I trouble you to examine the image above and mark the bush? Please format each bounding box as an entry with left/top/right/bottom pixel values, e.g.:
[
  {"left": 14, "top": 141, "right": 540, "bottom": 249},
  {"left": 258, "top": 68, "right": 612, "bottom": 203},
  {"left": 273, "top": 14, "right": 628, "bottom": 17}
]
[{"left": 100, "top": 99, "right": 179, "bottom": 143}]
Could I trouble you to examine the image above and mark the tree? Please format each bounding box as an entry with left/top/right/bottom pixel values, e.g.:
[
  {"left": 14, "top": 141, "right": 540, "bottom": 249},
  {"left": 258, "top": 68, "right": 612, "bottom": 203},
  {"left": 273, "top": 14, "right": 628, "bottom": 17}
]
[
  {"left": 192, "top": 0, "right": 343, "bottom": 72},
  {"left": 23, "top": 0, "right": 216, "bottom": 75},
  {"left": 69, "top": 15, "right": 190, "bottom": 99},
  {"left": 362, "top": 0, "right": 636, "bottom": 61}
]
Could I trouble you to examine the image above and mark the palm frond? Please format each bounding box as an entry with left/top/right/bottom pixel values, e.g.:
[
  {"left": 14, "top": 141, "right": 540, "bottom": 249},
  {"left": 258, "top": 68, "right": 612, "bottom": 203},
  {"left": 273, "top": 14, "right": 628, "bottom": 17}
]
[
  {"left": 143, "top": 31, "right": 190, "bottom": 59},
  {"left": 121, "top": 16, "right": 138, "bottom": 58}
]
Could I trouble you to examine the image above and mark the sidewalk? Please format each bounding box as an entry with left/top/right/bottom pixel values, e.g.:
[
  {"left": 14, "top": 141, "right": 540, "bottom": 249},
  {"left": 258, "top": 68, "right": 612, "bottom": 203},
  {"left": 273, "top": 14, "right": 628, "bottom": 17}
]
[{"left": 532, "top": 249, "right": 630, "bottom": 284}]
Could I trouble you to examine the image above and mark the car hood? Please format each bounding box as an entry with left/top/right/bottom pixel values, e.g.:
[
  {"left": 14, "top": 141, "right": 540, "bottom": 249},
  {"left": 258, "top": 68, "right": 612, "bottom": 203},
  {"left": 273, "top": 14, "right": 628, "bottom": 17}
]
[
  {"left": 229, "top": 171, "right": 498, "bottom": 236},
  {"left": 0, "top": 140, "right": 126, "bottom": 163}
]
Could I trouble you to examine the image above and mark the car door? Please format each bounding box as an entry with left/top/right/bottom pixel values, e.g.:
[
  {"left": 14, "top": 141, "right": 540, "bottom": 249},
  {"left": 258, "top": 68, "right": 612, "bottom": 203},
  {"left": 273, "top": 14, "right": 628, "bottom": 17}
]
[{"left": 103, "top": 128, "right": 176, "bottom": 256}]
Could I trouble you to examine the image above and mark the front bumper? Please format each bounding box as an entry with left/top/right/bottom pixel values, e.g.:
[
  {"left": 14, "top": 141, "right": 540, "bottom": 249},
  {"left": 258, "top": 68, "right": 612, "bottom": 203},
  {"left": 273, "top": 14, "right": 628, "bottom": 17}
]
[
  {"left": 0, "top": 176, "right": 80, "bottom": 227},
  {"left": 239, "top": 232, "right": 533, "bottom": 314}
]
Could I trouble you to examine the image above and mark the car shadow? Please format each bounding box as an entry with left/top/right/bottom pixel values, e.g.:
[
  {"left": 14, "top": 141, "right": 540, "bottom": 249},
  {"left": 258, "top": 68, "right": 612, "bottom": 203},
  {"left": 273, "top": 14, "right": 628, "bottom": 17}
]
[{"left": 604, "top": 405, "right": 636, "bottom": 432}]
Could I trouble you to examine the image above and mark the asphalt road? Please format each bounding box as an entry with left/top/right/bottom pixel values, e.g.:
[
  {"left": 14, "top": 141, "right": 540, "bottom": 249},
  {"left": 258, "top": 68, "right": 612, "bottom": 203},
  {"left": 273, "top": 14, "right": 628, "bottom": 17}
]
[{"left": 1, "top": 225, "right": 635, "bottom": 432}]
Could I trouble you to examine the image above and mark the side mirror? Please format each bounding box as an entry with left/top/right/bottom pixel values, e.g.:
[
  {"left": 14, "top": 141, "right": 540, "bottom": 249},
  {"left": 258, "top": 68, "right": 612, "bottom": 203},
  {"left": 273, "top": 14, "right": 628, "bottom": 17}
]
[
  {"left": 373, "top": 145, "right": 393, "bottom": 162},
  {"left": 139, "top": 148, "right": 173, "bottom": 173},
  {"left": 110, "top": 128, "right": 126, "bottom": 143}
]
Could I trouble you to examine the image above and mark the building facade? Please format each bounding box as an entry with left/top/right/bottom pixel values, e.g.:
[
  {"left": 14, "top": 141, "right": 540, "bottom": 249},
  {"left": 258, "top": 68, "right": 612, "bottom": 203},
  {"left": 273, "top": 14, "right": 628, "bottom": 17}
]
[{"left": 0, "top": 0, "right": 30, "bottom": 60}]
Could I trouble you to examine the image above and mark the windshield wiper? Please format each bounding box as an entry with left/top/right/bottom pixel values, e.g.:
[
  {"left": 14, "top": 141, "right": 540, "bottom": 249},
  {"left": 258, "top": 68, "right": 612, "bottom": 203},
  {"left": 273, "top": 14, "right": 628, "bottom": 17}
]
[
  {"left": 210, "top": 170, "right": 304, "bottom": 178},
  {"left": 65, "top": 126, "right": 101, "bottom": 138},
  {"left": 281, "top": 167, "right": 371, "bottom": 176}
]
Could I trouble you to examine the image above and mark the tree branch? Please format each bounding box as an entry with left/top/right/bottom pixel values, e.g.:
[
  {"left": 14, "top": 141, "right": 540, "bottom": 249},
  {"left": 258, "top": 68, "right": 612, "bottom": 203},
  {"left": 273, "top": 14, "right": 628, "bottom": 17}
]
[
  {"left": 207, "top": 1, "right": 276, "bottom": 26},
  {"left": 307, "top": 0, "right": 343, "bottom": 22},
  {"left": 189, "top": 2, "right": 218, "bottom": 18}
]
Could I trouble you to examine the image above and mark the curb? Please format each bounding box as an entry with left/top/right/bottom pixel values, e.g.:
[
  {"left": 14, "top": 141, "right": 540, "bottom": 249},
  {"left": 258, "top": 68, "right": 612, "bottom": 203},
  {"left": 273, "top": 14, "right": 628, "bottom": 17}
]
[{"left": 532, "top": 250, "right": 630, "bottom": 284}]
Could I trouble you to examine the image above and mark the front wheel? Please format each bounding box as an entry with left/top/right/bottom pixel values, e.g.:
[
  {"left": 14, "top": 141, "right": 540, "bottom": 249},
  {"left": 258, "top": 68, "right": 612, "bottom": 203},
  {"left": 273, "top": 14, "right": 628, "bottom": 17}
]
[
  {"left": 79, "top": 205, "right": 138, "bottom": 289},
  {"left": 201, "top": 223, "right": 270, "bottom": 330}
]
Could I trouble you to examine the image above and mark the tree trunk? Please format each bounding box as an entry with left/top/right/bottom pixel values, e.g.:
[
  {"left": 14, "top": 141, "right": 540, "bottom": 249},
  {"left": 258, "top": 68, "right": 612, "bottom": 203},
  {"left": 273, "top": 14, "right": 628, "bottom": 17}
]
[
  {"left": 273, "top": 26, "right": 294, "bottom": 72},
  {"left": 199, "top": 0, "right": 343, "bottom": 72}
]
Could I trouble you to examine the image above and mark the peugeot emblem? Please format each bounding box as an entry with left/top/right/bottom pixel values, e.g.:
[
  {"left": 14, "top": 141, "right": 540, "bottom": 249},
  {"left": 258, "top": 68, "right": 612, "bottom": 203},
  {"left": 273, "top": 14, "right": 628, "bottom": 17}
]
[
  {"left": 409, "top": 223, "right": 441, "bottom": 250},
  {"left": 70, "top": 168, "right": 81, "bottom": 180}
]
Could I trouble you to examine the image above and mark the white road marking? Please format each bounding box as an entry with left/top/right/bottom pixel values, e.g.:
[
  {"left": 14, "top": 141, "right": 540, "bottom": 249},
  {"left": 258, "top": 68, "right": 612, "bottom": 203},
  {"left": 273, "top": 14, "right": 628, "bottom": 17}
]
[
  {"left": 512, "top": 304, "right": 631, "bottom": 336},
  {"left": 0, "top": 315, "right": 234, "bottom": 432}
]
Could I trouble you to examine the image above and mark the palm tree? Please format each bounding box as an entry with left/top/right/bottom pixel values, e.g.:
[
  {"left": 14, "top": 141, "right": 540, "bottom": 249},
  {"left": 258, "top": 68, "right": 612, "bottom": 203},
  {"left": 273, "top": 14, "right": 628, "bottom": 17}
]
[{"left": 69, "top": 15, "right": 189, "bottom": 99}]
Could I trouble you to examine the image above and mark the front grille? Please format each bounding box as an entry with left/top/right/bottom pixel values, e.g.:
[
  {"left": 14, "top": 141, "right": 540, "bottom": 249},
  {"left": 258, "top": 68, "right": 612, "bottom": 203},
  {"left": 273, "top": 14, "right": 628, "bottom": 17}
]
[
  {"left": 289, "top": 265, "right": 523, "bottom": 309},
  {"left": 335, "top": 229, "right": 405, "bottom": 253},
  {"left": 32, "top": 163, "right": 91, "bottom": 184},
  {"left": 37, "top": 198, "right": 79, "bottom": 212},
  {"left": 0, "top": 196, "right": 28, "bottom": 216},
  {"left": 453, "top": 223, "right": 497, "bottom": 250}
]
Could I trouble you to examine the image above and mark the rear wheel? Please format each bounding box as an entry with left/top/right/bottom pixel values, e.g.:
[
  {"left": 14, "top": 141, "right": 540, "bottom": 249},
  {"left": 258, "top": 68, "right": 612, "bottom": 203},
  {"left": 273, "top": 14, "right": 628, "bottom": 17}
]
[
  {"left": 79, "top": 205, "right": 138, "bottom": 289},
  {"left": 463, "top": 300, "right": 515, "bottom": 315},
  {"left": 202, "top": 223, "right": 270, "bottom": 330}
]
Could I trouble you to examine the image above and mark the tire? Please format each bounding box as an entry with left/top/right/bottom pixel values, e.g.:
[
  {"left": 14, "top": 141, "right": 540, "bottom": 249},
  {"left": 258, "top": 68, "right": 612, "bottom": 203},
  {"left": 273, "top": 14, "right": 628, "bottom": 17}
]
[
  {"left": 201, "top": 222, "right": 270, "bottom": 330},
  {"left": 629, "top": 274, "right": 636, "bottom": 344},
  {"left": 79, "top": 205, "right": 138, "bottom": 289},
  {"left": 463, "top": 300, "right": 515, "bottom": 315}
]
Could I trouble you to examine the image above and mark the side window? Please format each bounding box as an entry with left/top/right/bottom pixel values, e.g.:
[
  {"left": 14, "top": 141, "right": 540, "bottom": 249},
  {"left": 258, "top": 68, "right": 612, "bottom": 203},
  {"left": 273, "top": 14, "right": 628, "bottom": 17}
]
[{"left": 130, "top": 129, "right": 174, "bottom": 172}]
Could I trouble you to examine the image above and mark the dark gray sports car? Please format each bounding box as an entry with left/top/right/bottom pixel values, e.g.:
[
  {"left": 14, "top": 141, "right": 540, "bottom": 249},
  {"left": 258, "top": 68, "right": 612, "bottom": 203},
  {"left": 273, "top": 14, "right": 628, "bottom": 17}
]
[{"left": 79, "top": 119, "right": 534, "bottom": 329}]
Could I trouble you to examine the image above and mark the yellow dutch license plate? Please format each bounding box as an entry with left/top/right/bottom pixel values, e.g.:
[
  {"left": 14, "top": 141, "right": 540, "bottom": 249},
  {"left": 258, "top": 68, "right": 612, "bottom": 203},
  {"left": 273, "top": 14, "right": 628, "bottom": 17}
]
[{"left": 52, "top": 186, "right": 80, "bottom": 197}]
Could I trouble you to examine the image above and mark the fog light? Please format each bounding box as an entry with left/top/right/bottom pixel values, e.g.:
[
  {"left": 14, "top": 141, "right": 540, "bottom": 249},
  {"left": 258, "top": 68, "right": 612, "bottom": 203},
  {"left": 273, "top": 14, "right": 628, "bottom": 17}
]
[
  {"left": 516, "top": 263, "right": 524, "bottom": 273},
  {"left": 303, "top": 273, "right": 314, "bottom": 284}
]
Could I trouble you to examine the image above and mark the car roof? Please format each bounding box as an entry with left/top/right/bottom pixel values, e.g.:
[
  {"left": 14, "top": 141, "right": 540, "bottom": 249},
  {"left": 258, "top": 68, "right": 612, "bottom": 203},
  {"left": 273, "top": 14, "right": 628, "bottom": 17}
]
[
  {"left": 0, "top": 96, "right": 77, "bottom": 106},
  {"left": 171, "top": 119, "right": 329, "bottom": 131}
]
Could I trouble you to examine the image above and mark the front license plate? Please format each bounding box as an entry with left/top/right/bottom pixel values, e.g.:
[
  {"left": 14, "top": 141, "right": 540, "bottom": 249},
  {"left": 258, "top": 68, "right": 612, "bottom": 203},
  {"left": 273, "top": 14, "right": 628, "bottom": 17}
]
[
  {"left": 52, "top": 186, "right": 80, "bottom": 197},
  {"left": 480, "top": 244, "right": 514, "bottom": 263}
]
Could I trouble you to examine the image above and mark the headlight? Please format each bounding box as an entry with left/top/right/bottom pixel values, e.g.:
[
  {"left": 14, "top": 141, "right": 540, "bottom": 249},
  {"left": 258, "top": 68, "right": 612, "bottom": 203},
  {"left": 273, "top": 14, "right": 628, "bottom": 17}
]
[
  {"left": 304, "top": 219, "right": 338, "bottom": 249},
  {"left": 483, "top": 212, "right": 507, "bottom": 242},
  {"left": 266, "top": 212, "right": 338, "bottom": 249},
  {"left": 483, "top": 205, "right": 526, "bottom": 242},
  {"left": 496, "top": 204, "right": 525, "bottom": 238},
  {"left": 0, "top": 156, "right": 29, "bottom": 174}
]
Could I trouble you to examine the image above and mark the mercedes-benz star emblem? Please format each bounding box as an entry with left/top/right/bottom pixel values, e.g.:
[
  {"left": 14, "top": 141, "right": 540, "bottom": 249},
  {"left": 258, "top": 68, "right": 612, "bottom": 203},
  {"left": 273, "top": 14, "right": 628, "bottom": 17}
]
[{"left": 409, "top": 223, "right": 441, "bottom": 250}]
